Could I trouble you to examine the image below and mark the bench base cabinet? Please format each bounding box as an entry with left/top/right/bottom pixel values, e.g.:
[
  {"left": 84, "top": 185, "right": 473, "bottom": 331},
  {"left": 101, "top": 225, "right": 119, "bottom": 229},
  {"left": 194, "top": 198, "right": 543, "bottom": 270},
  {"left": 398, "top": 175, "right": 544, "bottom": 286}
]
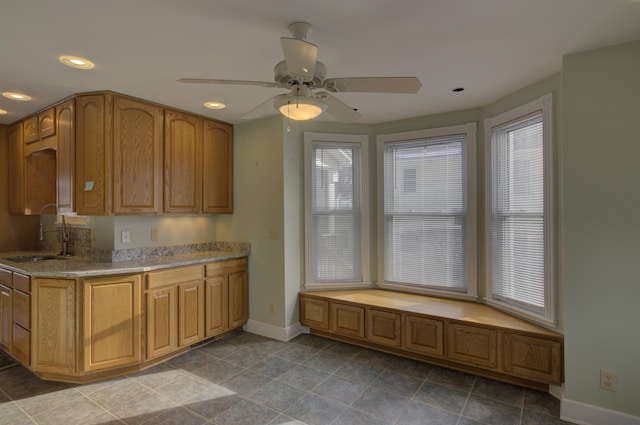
[{"left": 300, "top": 290, "right": 563, "bottom": 389}]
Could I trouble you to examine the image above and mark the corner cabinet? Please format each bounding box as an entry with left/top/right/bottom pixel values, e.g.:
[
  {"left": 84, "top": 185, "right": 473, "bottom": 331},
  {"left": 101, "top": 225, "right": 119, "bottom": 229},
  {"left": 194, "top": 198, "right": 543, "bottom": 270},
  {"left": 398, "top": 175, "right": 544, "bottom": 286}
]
[{"left": 75, "top": 91, "right": 232, "bottom": 216}]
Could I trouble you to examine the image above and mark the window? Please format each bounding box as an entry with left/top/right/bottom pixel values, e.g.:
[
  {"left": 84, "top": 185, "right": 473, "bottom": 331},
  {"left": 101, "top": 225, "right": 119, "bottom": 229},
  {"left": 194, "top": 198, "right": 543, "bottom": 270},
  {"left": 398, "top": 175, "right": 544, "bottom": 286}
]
[
  {"left": 377, "top": 124, "right": 477, "bottom": 298},
  {"left": 485, "top": 93, "right": 555, "bottom": 326},
  {"left": 304, "top": 132, "right": 370, "bottom": 289}
]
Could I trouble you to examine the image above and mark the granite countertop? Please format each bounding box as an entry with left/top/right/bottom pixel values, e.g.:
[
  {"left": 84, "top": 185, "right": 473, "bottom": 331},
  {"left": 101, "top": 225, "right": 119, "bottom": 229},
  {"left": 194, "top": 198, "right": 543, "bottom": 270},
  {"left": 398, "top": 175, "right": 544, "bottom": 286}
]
[{"left": 0, "top": 250, "right": 248, "bottom": 278}]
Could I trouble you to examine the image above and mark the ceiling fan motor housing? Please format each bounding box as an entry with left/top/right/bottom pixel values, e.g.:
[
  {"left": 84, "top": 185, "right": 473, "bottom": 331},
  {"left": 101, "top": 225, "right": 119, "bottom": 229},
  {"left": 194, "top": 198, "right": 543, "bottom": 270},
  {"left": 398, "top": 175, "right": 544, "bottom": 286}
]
[{"left": 274, "top": 60, "right": 327, "bottom": 88}]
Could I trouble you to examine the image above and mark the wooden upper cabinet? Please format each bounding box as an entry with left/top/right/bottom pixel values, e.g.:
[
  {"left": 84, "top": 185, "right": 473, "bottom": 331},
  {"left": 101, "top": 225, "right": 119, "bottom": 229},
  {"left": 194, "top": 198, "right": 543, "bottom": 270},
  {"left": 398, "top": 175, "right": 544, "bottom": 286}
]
[
  {"left": 75, "top": 94, "right": 111, "bottom": 215},
  {"left": 22, "top": 116, "right": 39, "bottom": 144},
  {"left": 8, "top": 124, "right": 25, "bottom": 214},
  {"left": 203, "top": 120, "right": 233, "bottom": 213},
  {"left": 113, "top": 96, "right": 164, "bottom": 214},
  {"left": 56, "top": 99, "right": 75, "bottom": 213},
  {"left": 164, "top": 110, "right": 202, "bottom": 213},
  {"left": 38, "top": 108, "right": 56, "bottom": 139}
]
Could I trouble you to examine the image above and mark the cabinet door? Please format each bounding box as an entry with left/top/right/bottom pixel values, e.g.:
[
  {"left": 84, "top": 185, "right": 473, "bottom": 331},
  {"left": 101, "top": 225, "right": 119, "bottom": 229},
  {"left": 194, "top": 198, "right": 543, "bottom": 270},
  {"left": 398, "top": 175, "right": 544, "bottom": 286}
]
[
  {"left": 330, "top": 302, "right": 365, "bottom": 338},
  {"left": 367, "top": 308, "right": 401, "bottom": 347},
  {"left": 228, "top": 270, "right": 247, "bottom": 329},
  {"left": 205, "top": 276, "right": 228, "bottom": 337},
  {"left": 23, "top": 116, "right": 39, "bottom": 143},
  {"left": 32, "top": 278, "right": 76, "bottom": 375},
  {"left": 403, "top": 315, "right": 444, "bottom": 357},
  {"left": 113, "top": 96, "right": 164, "bottom": 214},
  {"left": 300, "top": 296, "right": 329, "bottom": 330},
  {"left": 202, "top": 120, "right": 233, "bottom": 213},
  {"left": 24, "top": 149, "right": 57, "bottom": 215},
  {"left": 164, "top": 110, "right": 202, "bottom": 213},
  {"left": 178, "top": 280, "right": 204, "bottom": 346},
  {"left": 448, "top": 323, "right": 497, "bottom": 369},
  {"left": 7, "top": 124, "right": 25, "bottom": 214},
  {"left": 146, "top": 285, "right": 178, "bottom": 359},
  {"left": 75, "top": 94, "right": 111, "bottom": 215},
  {"left": 56, "top": 99, "right": 75, "bottom": 212},
  {"left": 38, "top": 108, "right": 56, "bottom": 139},
  {"left": 502, "top": 333, "right": 562, "bottom": 385},
  {"left": 0, "top": 285, "right": 12, "bottom": 351},
  {"left": 83, "top": 274, "right": 141, "bottom": 372}
]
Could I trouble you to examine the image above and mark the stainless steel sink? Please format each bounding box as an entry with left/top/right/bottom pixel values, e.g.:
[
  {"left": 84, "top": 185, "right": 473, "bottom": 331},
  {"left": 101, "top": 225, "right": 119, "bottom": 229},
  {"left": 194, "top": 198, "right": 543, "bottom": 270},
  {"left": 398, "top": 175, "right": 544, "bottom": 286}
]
[{"left": 4, "top": 255, "right": 66, "bottom": 263}]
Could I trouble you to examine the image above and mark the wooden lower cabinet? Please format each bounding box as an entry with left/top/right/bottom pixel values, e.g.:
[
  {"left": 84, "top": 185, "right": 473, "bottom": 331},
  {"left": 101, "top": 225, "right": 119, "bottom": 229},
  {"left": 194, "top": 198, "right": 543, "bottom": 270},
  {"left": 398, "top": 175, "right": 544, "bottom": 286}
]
[
  {"left": 146, "top": 285, "right": 178, "bottom": 359},
  {"left": 502, "top": 332, "right": 562, "bottom": 385},
  {"left": 178, "top": 281, "right": 205, "bottom": 346},
  {"left": 331, "top": 303, "right": 364, "bottom": 338},
  {"left": 403, "top": 315, "right": 444, "bottom": 357},
  {"left": 32, "top": 278, "right": 76, "bottom": 375},
  {"left": 0, "top": 284, "right": 12, "bottom": 351},
  {"left": 205, "top": 258, "right": 248, "bottom": 336},
  {"left": 448, "top": 323, "right": 497, "bottom": 369},
  {"left": 83, "top": 274, "right": 142, "bottom": 372},
  {"left": 300, "top": 297, "right": 329, "bottom": 330}
]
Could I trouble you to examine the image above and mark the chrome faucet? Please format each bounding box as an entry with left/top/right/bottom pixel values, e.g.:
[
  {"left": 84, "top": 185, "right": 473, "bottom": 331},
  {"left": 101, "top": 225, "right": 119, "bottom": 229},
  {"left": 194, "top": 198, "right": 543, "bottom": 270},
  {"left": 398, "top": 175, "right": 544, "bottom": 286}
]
[{"left": 39, "top": 203, "right": 57, "bottom": 241}]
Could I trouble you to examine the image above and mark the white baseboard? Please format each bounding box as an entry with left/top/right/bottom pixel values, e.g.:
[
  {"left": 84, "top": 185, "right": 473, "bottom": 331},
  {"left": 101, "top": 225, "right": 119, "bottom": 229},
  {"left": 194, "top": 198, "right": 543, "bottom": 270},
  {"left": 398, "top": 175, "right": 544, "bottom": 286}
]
[
  {"left": 242, "top": 319, "right": 305, "bottom": 342},
  {"left": 562, "top": 398, "right": 640, "bottom": 425}
]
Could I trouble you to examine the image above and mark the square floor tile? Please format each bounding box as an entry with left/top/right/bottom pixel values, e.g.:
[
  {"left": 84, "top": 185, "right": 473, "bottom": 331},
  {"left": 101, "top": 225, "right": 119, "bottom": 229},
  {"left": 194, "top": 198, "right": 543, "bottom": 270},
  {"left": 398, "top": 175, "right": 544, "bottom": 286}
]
[{"left": 285, "top": 393, "right": 347, "bottom": 425}]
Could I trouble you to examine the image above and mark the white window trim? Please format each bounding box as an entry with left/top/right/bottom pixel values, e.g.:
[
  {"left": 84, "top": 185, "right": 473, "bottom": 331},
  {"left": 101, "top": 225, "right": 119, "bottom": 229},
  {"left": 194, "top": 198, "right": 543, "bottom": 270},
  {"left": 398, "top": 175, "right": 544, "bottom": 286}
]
[
  {"left": 376, "top": 123, "right": 477, "bottom": 300},
  {"left": 484, "top": 93, "right": 556, "bottom": 327},
  {"left": 303, "top": 132, "right": 371, "bottom": 290}
]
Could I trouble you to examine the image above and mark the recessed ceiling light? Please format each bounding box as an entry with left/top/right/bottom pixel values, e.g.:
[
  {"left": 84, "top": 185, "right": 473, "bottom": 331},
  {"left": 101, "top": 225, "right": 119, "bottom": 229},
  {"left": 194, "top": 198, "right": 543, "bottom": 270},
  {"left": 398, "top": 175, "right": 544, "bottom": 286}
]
[
  {"left": 204, "top": 101, "right": 226, "bottom": 110},
  {"left": 2, "top": 92, "right": 31, "bottom": 101},
  {"left": 0, "top": 109, "right": 8, "bottom": 115},
  {"left": 59, "top": 55, "right": 95, "bottom": 69}
]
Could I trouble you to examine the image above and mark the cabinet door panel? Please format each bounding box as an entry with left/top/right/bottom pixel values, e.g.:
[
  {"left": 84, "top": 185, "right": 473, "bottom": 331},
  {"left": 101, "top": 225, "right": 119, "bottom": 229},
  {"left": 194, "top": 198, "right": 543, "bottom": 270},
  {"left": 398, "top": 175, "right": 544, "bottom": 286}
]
[
  {"left": 23, "top": 116, "right": 39, "bottom": 143},
  {"left": 164, "top": 110, "right": 202, "bottom": 213},
  {"left": 330, "top": 302, "right": 365, "bottom": 338},
  {"left": 300, "top": 297, "right": 329, "bottom": 330},
  {"left": 367, "top": 309, "right": 401, "bottom": 347},
  {"left": 56, "top": 100, "right": 75, "bottom": 212},
  {"left": 503, "top": 333, "right": 562, "bottom": 385},
  {"left": 205, "top": 277, "right": 228, "bottom": 337},
  {"left": 448, "top": 323, "right": 497, "bottom": 368},
  {"left": 146, "top": 286, "right": 178, "bottom": 359},
  {"left": 113, "top": 96, "right": 163, "bottom": 214},
  {"left": 203, "top": 120, "right": 233, "bottom": 213},
  {"left": 83, "top": 275, "right": 141, "bottom": 371},
  {"left": 178, "top": 281, "right": 204, "bottom": 346},
  {"left": 12, "top": 324, "right": 29, "bottom": 365},
  {"left": 228, "top": 271, "right": 247, "bottom": 329},
  {"left": 0, "top": 285, "right": 12, "bottom": 351},
  {"left": 403, "top": 315, "right": 444, "bottom": 357},
  {"left": 38, "top": 108, "right": 56, "bottom": 139},
  {"left": 33, "top": 278, "right": 76, "bottom": 374},
  {"left": 8, "top": 124, "right": 25, "bottom": 214}
]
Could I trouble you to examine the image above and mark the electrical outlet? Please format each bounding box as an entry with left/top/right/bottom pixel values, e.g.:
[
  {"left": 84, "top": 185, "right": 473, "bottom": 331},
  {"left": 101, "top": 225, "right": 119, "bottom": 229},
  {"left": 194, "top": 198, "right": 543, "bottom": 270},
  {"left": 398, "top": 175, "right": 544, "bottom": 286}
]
[
  {"left": 270, "top": 303, "right": 276, "bottom": 314},
  {"left": 600, "top": 369, "right": 617, "bottom": 391},
  {"left": 151, "top": 228, "right": 159, "bottom": 241},
  {"left": 121, "top": 230, "right": 131, "bottom": 244},
  {"left": 268, "top": 228, "right": 278, "bottom": 240}
]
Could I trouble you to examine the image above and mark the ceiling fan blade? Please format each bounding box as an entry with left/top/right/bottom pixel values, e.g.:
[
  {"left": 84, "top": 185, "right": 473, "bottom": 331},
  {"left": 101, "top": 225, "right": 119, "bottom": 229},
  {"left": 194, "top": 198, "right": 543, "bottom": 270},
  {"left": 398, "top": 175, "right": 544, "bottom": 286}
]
[
  {"left": 315, "top": 92, "right": 362, "bottom": 123},
  {"left": 280, "top": 37, "right": 318, "bottom": 81},
  {"left": 178, "top": 78, "right": 279, "bottom": 88},
  {"left": 323, "top": 77, "right": 422, "bottom": 93},
  {"left": 241, "top": 95, "right": 284, "bottom": 120}
]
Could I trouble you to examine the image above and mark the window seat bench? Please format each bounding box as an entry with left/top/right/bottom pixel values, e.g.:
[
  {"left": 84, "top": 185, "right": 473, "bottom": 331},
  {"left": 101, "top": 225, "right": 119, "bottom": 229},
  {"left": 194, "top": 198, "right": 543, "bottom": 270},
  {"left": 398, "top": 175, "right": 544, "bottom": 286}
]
[{"left": 299, "top": 289, "right": 563, "bottom": 391}]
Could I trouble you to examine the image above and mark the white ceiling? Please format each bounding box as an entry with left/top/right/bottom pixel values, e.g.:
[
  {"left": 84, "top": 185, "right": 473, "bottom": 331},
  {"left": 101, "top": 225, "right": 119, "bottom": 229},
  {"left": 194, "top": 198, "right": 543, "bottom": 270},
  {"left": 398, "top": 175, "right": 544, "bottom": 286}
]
[{"left": 1, "top": 0, "right": 640, "bottom": 126}]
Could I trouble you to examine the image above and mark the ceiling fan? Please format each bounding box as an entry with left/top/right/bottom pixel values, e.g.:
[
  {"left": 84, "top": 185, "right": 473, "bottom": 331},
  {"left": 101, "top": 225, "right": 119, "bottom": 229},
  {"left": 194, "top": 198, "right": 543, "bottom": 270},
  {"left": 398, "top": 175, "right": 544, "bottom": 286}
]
[{"left": 178, "top": 22, "right": 422, "bottom": 122}]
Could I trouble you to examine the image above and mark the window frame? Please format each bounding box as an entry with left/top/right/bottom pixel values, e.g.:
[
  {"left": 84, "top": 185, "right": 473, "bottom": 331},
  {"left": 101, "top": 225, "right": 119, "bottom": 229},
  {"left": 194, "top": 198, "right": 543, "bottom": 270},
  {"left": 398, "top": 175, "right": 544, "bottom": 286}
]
[
  {"left": 484, "top": 93, "right": 556, "bottom": 327},
  {"left": 376, "top": 123, "right": 477, "bottom": 300},
  {"left": 303, "top": 132, "right": 371, "bottom": 290}
]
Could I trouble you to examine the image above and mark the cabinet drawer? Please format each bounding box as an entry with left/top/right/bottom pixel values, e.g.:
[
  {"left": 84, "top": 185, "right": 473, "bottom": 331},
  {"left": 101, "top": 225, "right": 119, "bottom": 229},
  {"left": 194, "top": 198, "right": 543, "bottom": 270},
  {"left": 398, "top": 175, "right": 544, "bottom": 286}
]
[
  {"left": 147, "top": 265, "right": 203, "bottom": 289},
  {"left": 403, "top": 315, "right": 444, "bottom": 357},
  {"left": 0, "top": 269, "right": 11, "bottom": 287},
  {"left": 448, "top": 323, "right": 497, "bottom": 368},
  {"left": 205, "top": 258, "right": 247, "bottom": 276},
  {"left": 300, "top": 296, "right": 329, "bottom": 330},
  {"left": 12, "top": 290, "right": 30, "bottom": 329},
  {"left": 12, "top": 324, "right": 29, "bottom": 366},
  {"left": 503, "top": 333, "right": 562, "bottom": 385},
  {"left": 330, "top": 302, "right": 364, "bottom": 338},
  {"left": 367, "top": 308, "right": 401, "bottom": 347},
  {"left": 13, "top": 273, "right": 30, "bottom": 293}
]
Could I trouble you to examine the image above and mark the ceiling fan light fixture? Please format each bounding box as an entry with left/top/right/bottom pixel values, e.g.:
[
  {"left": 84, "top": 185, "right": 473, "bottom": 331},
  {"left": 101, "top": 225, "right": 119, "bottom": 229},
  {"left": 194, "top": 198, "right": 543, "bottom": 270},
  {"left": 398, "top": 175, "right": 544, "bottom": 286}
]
[{"left": 276, "top": 95, "right": 326, "bottom": 121}]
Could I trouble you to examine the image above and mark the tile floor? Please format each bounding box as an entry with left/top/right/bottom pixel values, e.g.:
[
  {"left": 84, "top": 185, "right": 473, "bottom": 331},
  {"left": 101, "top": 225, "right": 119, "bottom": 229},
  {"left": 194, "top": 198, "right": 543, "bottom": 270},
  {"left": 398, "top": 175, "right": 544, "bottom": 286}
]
[{"left": 0, "top": 331, "right": 571, "bottom": 425}]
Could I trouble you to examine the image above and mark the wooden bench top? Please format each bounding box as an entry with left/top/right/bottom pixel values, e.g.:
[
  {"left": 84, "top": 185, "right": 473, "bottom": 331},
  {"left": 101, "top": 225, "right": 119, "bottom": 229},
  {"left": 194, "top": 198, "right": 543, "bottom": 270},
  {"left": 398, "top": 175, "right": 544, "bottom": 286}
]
[{"left": 301, "top": 289, "right": 562, "bottom": 339}]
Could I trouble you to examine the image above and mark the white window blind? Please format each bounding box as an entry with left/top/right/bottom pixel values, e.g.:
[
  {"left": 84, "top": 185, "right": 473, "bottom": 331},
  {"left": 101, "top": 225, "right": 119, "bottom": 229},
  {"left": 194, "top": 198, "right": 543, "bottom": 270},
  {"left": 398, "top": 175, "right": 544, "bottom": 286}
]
[
  {"left": 491, "top": 111, "right": 545, "bottom": 313},
  {"left": 383, "top": 135, "right": 468, "bottom": 292},
  {"left": 304, "top": 133, "right": 369, "bottom": 288}
]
